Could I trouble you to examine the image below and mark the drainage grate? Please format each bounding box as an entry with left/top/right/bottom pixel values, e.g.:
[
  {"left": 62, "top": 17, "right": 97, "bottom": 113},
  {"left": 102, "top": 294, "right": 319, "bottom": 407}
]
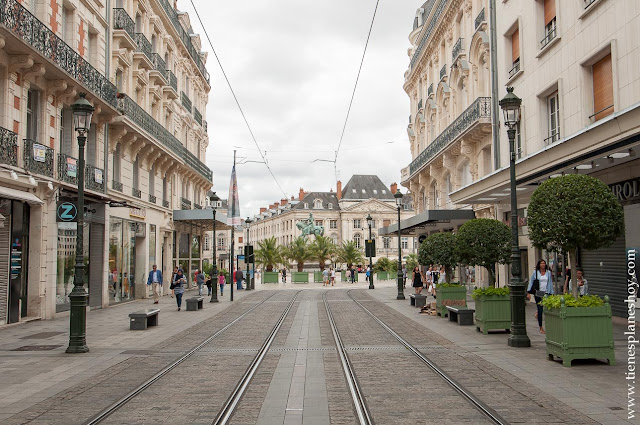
[
  {"left": 20, "top": 332, "right": 64, "bottom": 339},
  {"left": 121, "top": 350, "right": 156, "bottom": 355},
  {"left": 270, "top": 347, "right": 336, "bottom": 352},
  {"left": 609, "top": 407, "right": 624, "bottom": 411},
  {"left": 12, "top": 345, "right": 62, "bottom": 351}
]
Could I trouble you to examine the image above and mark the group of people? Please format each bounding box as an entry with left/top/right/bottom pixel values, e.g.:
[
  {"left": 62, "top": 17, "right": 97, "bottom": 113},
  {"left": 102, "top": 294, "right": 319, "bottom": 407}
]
[
  {"left": 321, "top": 268, "right": 337, "bottom": 286},
  {"left": 410, "top": 265, "right": 447, "bottom": 296}
]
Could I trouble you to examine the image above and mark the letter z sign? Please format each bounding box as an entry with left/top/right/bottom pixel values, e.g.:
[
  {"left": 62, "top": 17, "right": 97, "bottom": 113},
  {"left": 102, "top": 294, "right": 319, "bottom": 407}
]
[{"left": 57, "top": 201, "right": 78, "bottom": 222}]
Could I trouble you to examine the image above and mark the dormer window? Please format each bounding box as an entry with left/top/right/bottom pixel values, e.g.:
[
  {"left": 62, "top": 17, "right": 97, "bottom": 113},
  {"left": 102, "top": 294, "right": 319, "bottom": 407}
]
[
  {"left": 328, "top": 203, "right": 333, "bottom": 209},
  {"left": 382, "top": 190, "right": 387, "bottom": 194},
  {"left": 352, "top": 189, "right": 356, "bottom": 193},
  {"left": 314, "top": 199, "right": 323, "bottom": 209},
  {"left": 361, "top": 189, "right": 366, "bottom": 194},
  {"left": 304, "top": 203, "right": 309, "bottom": 209},
  {"left": 373, "top": 189, "right": 378, "bottom": 194}
]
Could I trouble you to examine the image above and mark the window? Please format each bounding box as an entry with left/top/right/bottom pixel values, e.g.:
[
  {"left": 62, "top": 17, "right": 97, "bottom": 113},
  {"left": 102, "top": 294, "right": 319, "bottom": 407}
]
[
  {"left": 373, "top": 189, "right": 378, "bottom": 194},
  {"left": 592, "top": 53, "right": 613, "bottom": 121},
  {"left": 369, "top": 220, "right": 376, "bottom": 228},
  {"left": 86, "top": 124, "right": 97, "bottom": 166},
  {"left": 331, "top": 234, "right": 338, "bottom": 245},
  {"left": 353, "top": 219, "right": 361, "bottom": 229},
  {"left": 218, "top": 237, "right": 225, "bottom": 247},
  {"left": 204, "top": 236, "right": 210, "bottom": 251},
  {"left": 352, "top": 189, "right": 356, "bottom": 193},
  {"left": 132, "top": 157, "right": 139, "bottom": 190},
  {"left": 328, "top": 203, "right": 333, "bottom": 209},
  {"left": 516, "top": 122, "right": 523, "bottom": 159},
  {"left": 510, "top": 28, "right": 520, "bottom": 78},
  {"left": 115, "top": 69, "right": 123, "bottom": 92},
  {"left": 62, "top": 7, "right": 73, "bottom": 46},
  {"left": 135, "top": 14, "right": 142, "bottom": 33},
  {"left": 383, "top": 219, "right": 390, "bottom": 227},
  {"left": 361, "top": 189, "right": 366, "bottom": 194},
  {"left": 113, "top": 144, "right": 121, "bottom": 182},
  {"left": 238, "top": 237, "right": 243, "bottom": 244},
  {"left": 460, "top": 161, "right": 472, "bottom": 187},
  {"left": 313, "top": 199, "right": 323, "bottom": 209},
  {"left": 401, "top": 238, "right": 409, "bottom": 250},
  {"left": 546, "top": 91, "right": 560, "bottom": 145},
  {"left": 304, "top": 203, "right": 309, "bottom": 209},
  {"left": 383, "top": 237, "right": 391, "bottom": 249},
  {"left": 354, "top": 234, "right": 362, "bottom": 248},
  {"left": 315, "top": 220, "right": 323, "bottom": 226},
  {"left": 431, "top": 182, "right": 440, "bottom": 209},
  {"left": 26, "top": 89, "right": 40, "bottom": 142},
  {"left": 60, "top": 108, "right": 73, "bottom": 155},
  {"left": 541, "top": 0, "right": 556, "bottom": 49},
  {"left": 149, "top": 165, "right": 156, "bottom": 196},
  {"left": 330, "top": 220, "right": 337, "bottom": 229},
  {"left": 382, "top": 190, "right": 387, "bottom": 194}
]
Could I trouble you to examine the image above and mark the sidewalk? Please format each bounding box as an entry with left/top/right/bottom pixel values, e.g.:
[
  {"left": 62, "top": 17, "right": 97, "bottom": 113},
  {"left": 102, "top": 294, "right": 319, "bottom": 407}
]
[{"left": 0, "top": 285, "right": 251, "bottom": 422}]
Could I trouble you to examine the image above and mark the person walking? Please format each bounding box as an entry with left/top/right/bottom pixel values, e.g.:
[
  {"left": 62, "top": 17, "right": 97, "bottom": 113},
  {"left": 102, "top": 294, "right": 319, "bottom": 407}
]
[
  {"left": 195, "top": 269, "right": 205, "bottom": 296},
  {"left": 563, "top": 265, "right": 572, "bottom": 295},
  {"left": 206, "top": 274, "right": 213, "bottom": 296},
  {"left": 365, "top": 266, "right": 370, "bottom": 283},
  {"left": 402, "top": 265, "right": 407, "bottom": 288},
  {"left": 350, "top": 266, "right": 356, "bottom": 284},
  {"left": 218, "top": 271, "right": 226, "bottom": 296},
  {"left": 569, "top": 267, "right": 588, "bottom": 296},
  {"left": 235, "top": 269, "right": 243, "bottom": 290},
  {"left": 282, "top": 267, "right": 287, "bottom": 284},
  {"left": 170, "top": 266, "right": 177, "bottom": 298},
  {"left": 412, "top": 266, "right": 425, "bottom": 295},
  {"left": 330, "top": 268, "right": 336, "bottom": 286},
  {"left": 323, "top": 268, "right": 329, "bottom": 287},
  {"left": 527, "top": 259, "right": 554, "bottom": 334},
  {"left": 146, "top": 264, "right": 163, "bottom": 304},
  {"left": 172, "top": 268, "right": 186, "bottom": 311}
]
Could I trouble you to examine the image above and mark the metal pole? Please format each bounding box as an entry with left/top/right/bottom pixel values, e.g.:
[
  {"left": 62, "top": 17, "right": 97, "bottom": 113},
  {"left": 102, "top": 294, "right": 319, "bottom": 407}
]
[
  {"left": 245, "top": 222, "right": 251, "bottom": 291},
  {"left": 368, "top": 222, "right": 374, "bottom": 289},
  {"left": 396, "top": 205, "right": 405, "bottom": 300},
  {"left": 507, "top": 127, "right": 531, "bottom": 347},
  {"left": 67, "top": 132, "right": 89, "bottom": 353},
  {"left": 230, "top": 150, "right": 236, "bottom": 301},
  {"left": 489, "top": 0, "right": 501, "bottom": 170},
  {"left": 210, "top": 208, "right": 218, "bottom": 303}
]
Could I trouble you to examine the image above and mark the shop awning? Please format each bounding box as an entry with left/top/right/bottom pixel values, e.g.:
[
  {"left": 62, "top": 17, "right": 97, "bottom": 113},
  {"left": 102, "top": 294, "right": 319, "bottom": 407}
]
[
  {"left": 0, "top": 186, "right": 43, "bottom": 205},
  {"left": 378, "top": 209, "right": 475, "bottom": 236},
  {"left": 172, "top": 208, "right": 234, "bottom": 231}
]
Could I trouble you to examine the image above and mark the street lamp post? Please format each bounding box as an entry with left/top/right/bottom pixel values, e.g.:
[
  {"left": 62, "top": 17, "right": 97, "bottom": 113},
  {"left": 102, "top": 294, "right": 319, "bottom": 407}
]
[
  {"left": 66, "top": 93, "right": 94, "bottom": 354},
  {"left": 209, "top": 192, "right": 220, "bottom": 303},
  {"left": 366, "top": 214, "right": 374, "bottom": 289},
  {"left": 500, "top": 87, "right": 531, "bottom": 348},
  {"left": 245, "top": 217, "right": 253, "bottom": 290},
  {"left": 394, "top": 190, "right": 405, "bottom": 300}
]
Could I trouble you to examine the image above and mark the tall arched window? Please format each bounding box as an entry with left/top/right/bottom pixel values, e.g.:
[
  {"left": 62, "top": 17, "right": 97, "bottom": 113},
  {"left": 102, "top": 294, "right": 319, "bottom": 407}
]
[
  {"left": 460, "top": 161, "right": 472, "bottom": 187},
  {"left": 313, "top": 199, "right": 323, "bottom": 209},
  {"left": 431, "top": 182, "right": 439, "bottom": 209},
  {"left": 149, "top": 164, "right": 156, "bottom": 197},
  {"left": 113, "top": 144, "right": 121, "bottom": 183},
  {"left": 132, "top": 157, "right": 139, "bottom": 190},
  {"left": 444, "top": 173, "right": 452, "bottom": 208},
  {"left": 353, "top": 233, "right": 362, "bottom": 249}
]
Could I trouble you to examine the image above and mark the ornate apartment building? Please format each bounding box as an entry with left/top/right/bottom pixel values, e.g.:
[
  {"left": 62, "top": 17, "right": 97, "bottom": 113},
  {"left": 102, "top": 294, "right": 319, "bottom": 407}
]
[{"left": 0, "top": 0, "right": 212, "bottom": 325}]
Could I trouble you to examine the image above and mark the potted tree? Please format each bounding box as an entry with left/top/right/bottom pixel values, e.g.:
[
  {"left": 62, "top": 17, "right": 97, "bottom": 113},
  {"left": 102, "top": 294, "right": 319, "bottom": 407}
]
[
  {"left": 338, "top": 241, "right": 364, "bottom": 282},
  {"left": 418, "top": 232, "right": 457, "bottom": 282},
  {"left": 311, "top": 235, "right": 335, "bottom": 283},
  {"left": 255, "top": 237, "right": 282, "bottom": 283},
  {"left": 286, "top": 237, "right": 312, "bottom": 283},
  {"left": 375, "top": 257, "right": 391, "bottom": 281}
]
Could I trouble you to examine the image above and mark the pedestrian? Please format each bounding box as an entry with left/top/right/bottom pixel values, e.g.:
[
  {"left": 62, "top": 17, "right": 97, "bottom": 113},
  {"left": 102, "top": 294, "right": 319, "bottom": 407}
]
[
  {"left": 527, "top": 259, "right": 554, "bottom": 334},
  {"left": 170, "top": 266, "right": 177, "bottom": 298},
  {"left": 235, "top": 269, "right": 243, "bottom": 290},
  {"left": 146, "top": 264, "right": 163, "bottom": 304},
  {"left": 569, "top": 267, "right": 588, "bottom": 296},
  {"left": 196, "top": 269, "right": 205, "bottom": 296},
  {"left": 350, "top": 266, "right": 356, "bottom": 284},
  {"left": 218, "top": 271, "right": 226, "bottom": 296},
  {"left": 330, "top": 268, "right": 336, "bottom": 286},
  {"left": 402, "top": 265, "right": 407, "bottom": 287},
  {"left": 412, "top": 266, "right": 425, "bottom": 295},
  {"left": 282, "top": 267, "right": 287, "bottom": 284},
  {"left": 206, "top": 274, "right": 213, "bottom": 296},
  {"left": 438, "top": 266, "right": 446, "bottom": 284},
  {"left": 323, "top": 268, "right": 329, "bottom": 287},
  {"left": 171, "top": 268, "right": 186, "bottom": 311},
  {"left": 563, "top": 265, "right": 572, "bottom": 294},
  {"left": 365, "top": 266, "right": 370, "bottom": 283}
]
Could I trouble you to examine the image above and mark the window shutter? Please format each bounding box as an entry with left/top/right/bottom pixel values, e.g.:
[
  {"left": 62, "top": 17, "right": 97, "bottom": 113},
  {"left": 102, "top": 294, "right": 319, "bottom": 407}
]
[
  {"left": 383, "top": 219, "right": 390, "bottom": 227},
  {"left": 511, "top": 29, "right": 519, "bottom": 63},
  {"left": 593, "top": 53, "right": 614, "bottom": 121},
  {"left": 544, "top": 0, "right": 556, "bottom": 26}
]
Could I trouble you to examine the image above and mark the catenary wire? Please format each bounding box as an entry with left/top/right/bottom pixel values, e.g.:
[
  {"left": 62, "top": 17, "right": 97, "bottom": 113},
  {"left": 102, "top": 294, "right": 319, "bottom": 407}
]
[{"left": 188, "top": 0, "right": 288, "bottom": 199}]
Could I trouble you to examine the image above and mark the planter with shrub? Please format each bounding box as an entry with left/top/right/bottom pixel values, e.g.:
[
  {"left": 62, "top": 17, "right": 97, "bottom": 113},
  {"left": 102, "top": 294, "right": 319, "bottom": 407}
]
[
  {"left": 263, "top": 272, "right": 279, "bottom": 283},
  {"left": 292, "top": 272, "right": 310, "bottom": 283},
  {"left": 472, "top": 287, "right": 511, "bottom": 334},
  {"left": 435, "top": 283, "right": 467, "bottom": 317}
]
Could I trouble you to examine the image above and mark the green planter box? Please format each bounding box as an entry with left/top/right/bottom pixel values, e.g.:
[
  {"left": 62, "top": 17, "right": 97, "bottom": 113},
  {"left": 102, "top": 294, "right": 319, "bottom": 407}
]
[
  {"left": 544, "top": 300, "right": 615, "bottom": 367},
  {"left": 341, "top": 270, "right": 347, "bottom": 282},
  {"left": 376, "top": 271, "right": 389, "bottom": 281},
  {"left": 474, "top": 294, "right": 511, "bottom": 334},
  {"left": 263, "top": 272, "right": 279, "bottom": 283},
  {"left": 292, "top": 272, "right": 309, "bottom": 283},
  {"left": 314, "top": 271, "right": 323, "bottom": 282},
  {"left": 435, "top": 285, "right": 467, "bottom": 317}
]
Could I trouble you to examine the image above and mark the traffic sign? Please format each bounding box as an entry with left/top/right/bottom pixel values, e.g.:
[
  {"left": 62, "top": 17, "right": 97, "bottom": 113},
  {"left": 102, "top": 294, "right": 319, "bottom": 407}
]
[{"left": 57, "top": 201, "right": 77, "bottom": 222}]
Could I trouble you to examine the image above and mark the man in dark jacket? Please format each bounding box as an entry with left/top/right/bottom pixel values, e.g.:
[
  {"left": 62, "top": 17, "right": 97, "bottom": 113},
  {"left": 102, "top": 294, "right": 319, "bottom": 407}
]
[{"left": 235, "top": 269, "right": 243, "bottom": 290}]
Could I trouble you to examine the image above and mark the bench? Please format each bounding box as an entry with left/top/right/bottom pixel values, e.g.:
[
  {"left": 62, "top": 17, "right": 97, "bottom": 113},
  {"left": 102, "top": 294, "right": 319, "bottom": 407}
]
[
  {"left": 410, "top": 294, "right": 427, "bottom": 308},
  {"left": 446, "top": 306, "right": 475, "bottom": 326},
  {"left": 186, "top": 296, "right": 204, "bottom": 311},
  {"left": 129, "top": 309, "right": 159, "bottom": 330}
]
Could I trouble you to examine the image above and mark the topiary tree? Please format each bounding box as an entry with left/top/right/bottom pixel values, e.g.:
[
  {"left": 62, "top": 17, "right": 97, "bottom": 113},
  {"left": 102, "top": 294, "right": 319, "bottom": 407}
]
[
  {"left": 418, "top": 232, "right": 457, "bottom": 282},
  {"left": 455, "top": 218, "right": 511, "bottom": 287},
  {"left": 527, "top": 174, "right": 624, "bottom": 297}
]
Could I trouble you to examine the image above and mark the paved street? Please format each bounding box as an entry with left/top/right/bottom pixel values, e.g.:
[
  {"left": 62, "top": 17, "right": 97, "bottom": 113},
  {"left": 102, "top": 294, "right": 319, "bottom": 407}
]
[{"left": 0, "top": 278, "right": 633, "bottom": 424}]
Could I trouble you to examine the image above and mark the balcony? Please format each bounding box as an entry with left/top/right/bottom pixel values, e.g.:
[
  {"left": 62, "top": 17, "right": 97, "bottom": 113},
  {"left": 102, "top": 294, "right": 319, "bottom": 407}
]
[
  {"left": 113, "top": 8, "right": 135, "bottom": 43},
  {"left": 57, "top": 153, "right": 78, "bottom": 185},
  {"left": 85, "top": 164, "right": 105, "bottom": 192},
  {"left": 150, "top": 53, "right": 169, "bottom": 82},
  {"left": 169, "top": 70, "right": 178, "bottom": 91},
  {"left": 584, "top": 0, "right": 597, "bottom": 9},
  {"left": 409, "top": 0, "right": 447, "bottom": 71},
  {"left": 509, "top": 59, "right": 521, "bottom": 79},
  {"left": 162, "top": 199, "right": 169, "bottom": 208},
  {"left": 194, "top": 203, "right": 202, "bottom": 210},
  {"left": 194, "top": 107, "right": 202, "bottom": 126},
  {"left": 181, "top": 197, "right": 192, "bottom": 210},
  {"left": 540, "top": 24, "right": 557, "bottom": 49},
  {"left": 112, "top": 180, "right": 123, "bottom": 192},
  {"left": 408, "top": 97, "right": 491, "bottom": 177},
  {"left": 23, "top": 139, "right": 53, "bottom": 177},
  {"left": 417, "top": 99, "right": 423, "bottom": 110},
  {"left": 0, "top": 126, "right": 18, "bottom": 167},
  {"left": 155, "top": 0, "right": 210, "bottom": 84},
  {"left": 132, "top": 188, "right": 142, "bottom": 198},
  {"left": 181, "top": 91, "right": 192, "bottom": 112},
  {"left": 427, "top": 83, "right": 433, "bottom": 97},
  {"left": 475, "top": 8, "right": 485, "bottom": 30},
  {"left": 149, "top": 194, "right": 157, "bottom": 204},
  {"left": 203, "top": 121, "right": 208, "bottom": 133},
  {"left": 134, "top": 33, "right": 153, "bottom": 67},
  {"left": 0, "top": 0, "right": 117, "bottom": 108},
  {"left": 440, "top": 64, "right": 447, "bottom": 80},
  {"left": 452, "top": 38, "right": 464, "bottom": 62}
]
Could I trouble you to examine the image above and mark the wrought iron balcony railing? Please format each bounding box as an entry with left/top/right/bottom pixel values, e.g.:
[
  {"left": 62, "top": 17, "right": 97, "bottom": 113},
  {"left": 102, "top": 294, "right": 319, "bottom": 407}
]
[
  {"left": 584, "top": 0, "right": 597, "bottom": 9},
  {"left": 168, "top": 70, "right": 178, "bottom": 91},
  {"left": 58, "top": 152, "right": 78, "bottom": 185},
  {"left": 155, "top": 0, "right": 210, "bottom": 84},
  {"left": 408, "top": 97, "right": 491, "bottom": 176},
  {"left": 194, "top": 107, "right": 202, "bottom": 126},
  {"left": 452, "top": 37, "right": 464, "bottom": 62},
  {"left": 112, "top": 180, "right": 123, "bottom": 191},
  {"left": 509, "top": 59, "right": 521, "bottom": 79},
  {"left": 0, "top": 126, "right": 18, "bottom": 167},
  {"left": 183, "top": 149, "right": 211, "bottom": 182},
  {"left": 162, "top": 199, "right": 169, "bottom": 208},
  {"left": 440, "top": 64, "right": 447, "bottom": 80},
  {"left": 23, "top": 139, "right": 53, "bottom": 177},
  {"left": 149, "top": 194, "right": 157, "bottom": 203},
  {"left": 203, "top": 120, "right": 208, "bottom": 133},
  {"left": 181, "top": 197, "right": 192, "bottom": 210},
  {"left": 0, "top": 0, "right": 117, "bottom": 108},
  {"left": 181, "top": 91, "right": 192, "bottom": 112},
  {"left": 132, "top": 187, "right": 142, "bottom": 198},
  {"left": 475, "top": 8, "right": 485, "bottom": 30},
  {"left": 427, "top": 83, "right": 433, "bottom": 97},
  {"left": 543, "top": 130, "right": 561, "bottom": 145},
  {"left": 409, "top": 0, "right": 447, "bottom": 71},
  {"left": 417, "top": 99, "right": 423, "bottom": 110},
  {"left": 134, "top": 32, "right": 153, "bottom": 62},
  {"left": 540, "top": 24, "right": 557, "bottom": 49},
  {"left": 85, "top": 164, "right": 105, "bottom": 192},
  {"left": 113, "top": 8, "right": 134, "bottom": 40},
  {"left": 151, "top": 53, "right": 169, "bottom": 81},
  {"left": 194, "top": 203, "right": 202, "bottom": 210}
]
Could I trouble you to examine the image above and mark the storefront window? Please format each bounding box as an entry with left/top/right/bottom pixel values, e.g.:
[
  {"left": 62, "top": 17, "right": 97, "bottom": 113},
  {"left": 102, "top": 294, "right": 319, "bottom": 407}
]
[
  {"left": 56, "top": 222, "right": 89, "bottom": 312},
  {"left": 149, "top": 224, "right": 156, "bottom": 267},
  {"left": 108, "top": 218, "right": 137, "bottom": 304},
  {"left": 191, "top": 235, "right": 201, "bottom": 284},
  {"left": 179, "top": 233, "right": 190, "bottom": 259}
]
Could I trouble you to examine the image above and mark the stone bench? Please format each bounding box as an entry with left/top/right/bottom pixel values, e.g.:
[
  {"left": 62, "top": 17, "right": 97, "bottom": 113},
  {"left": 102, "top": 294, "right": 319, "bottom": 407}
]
[
  {"left": 129, "top": 309, "right": 159, "bottom": 330},
  {"left": 410, "top": 294, "right": 427, "bottom": 308},
  {"left": 446, "top": 306, "right": 475, "bottom": 326},
  {"left": 186, "top": 296, "right": 204, "bottom": 311}
]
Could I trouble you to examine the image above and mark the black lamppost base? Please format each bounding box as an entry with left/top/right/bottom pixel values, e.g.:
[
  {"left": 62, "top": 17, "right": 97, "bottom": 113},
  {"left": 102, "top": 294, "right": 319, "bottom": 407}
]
[
  {"left": 508, "top": 334, "right": 531, "bottom": 347},
  {"left": 396, "top": 274, "right": 405, "bottom": 300},
  {"left": 66, "top": 290, "right": 89, "bottom": 354}
]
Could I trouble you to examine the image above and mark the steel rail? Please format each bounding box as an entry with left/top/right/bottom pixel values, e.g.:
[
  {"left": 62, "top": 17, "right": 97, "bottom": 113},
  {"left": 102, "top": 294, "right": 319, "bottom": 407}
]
[
  {"left": 213, "top": 290, "right": 302, "bottom": 425},
  {"left": 85, "top": 292, "right": 280, "bottom": 425},
  {"left": 323, "top": 292, "right": 374, "bottom": 425},
  {"left": 347, "top": 290, "right": 508, "bottom": 425}
]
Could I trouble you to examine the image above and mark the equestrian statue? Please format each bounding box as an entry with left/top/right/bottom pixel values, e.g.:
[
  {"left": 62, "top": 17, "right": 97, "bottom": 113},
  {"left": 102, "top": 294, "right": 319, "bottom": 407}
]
[{"left": 296, "top": 213, "right": 324, "bottom": 237}]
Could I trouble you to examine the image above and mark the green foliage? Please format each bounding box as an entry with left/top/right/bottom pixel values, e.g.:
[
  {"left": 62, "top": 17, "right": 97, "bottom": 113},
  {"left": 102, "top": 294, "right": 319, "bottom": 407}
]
[
  {"left": 337, "top": 240, "right": 364, "bottom": 268},
  {"left": 254, "top": 237, "right": 283, "bottom": 272},
  {"left": 284, "top": 236, "right": 312, "bottom": 272},
  {"left": 418, "top": 232, "right": 457, "bottom": 281},
  {"left": 472, "top": 286, "right": 510, "bottom": 299},
  {"left": 374, "top": 257, "right": 392, "bottom": 272},
  {"left": 405, "top": 254, "right": 418, "bottom": 273},
  {"left": 310, "top": 235, "right": 336, "bottom": 270},
  {"left": 438, "top": 282, "right": 463, "bottom": 288},
  {"left": 455, "top": 218, "right": 511, "bottom": 287},
  {"left": 540, "top": 294, "right": 605, "bottom": 309}
]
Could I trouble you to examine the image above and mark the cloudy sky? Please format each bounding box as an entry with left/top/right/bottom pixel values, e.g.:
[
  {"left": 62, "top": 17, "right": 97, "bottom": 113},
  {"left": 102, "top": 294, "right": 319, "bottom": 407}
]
[{"left": 180, "top": 0, "right": 420, "bottom": 215}]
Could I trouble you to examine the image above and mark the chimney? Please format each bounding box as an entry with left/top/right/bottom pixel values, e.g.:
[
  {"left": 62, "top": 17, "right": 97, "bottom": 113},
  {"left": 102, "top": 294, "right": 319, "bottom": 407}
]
[
  {"left": 336, "top": 180, "right": 342, "bottom": 200},
  {"left": 260, "top": 207, "right": 266, "bottom": 213},
  {"left": 299, "top": 187, "right": 305, "bottom": 201},
  {"left": 281, "top": 198, "right": 288, "bottom": 206},
  {"left": 390, "top": 182, "right": 398, "bottom": 194},
  {"left": 274, "top": 202, "right": 280, "bottom": 208},
  {"left": 269, "top": 204, "right": 275, "bottom": 210}
]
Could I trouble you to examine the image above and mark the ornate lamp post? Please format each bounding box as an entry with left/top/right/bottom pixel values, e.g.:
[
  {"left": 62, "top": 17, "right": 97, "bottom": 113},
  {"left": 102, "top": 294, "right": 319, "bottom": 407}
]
[
  {"left": 366, "top": 214, "right": 374, "bottom": 289},
  {"left": 394, "top": 190, "right": 405, "bottom": 300},
  {"left": 209, "top": 192, "right": 220, "bottom": 303},
  {"left": 245, "top": 217, "right": 253, "bottom": 290},
  {"left": 66, "top": 93, "right": 94, "bottom": 354},
  {"left": 499, "top": 87, "right": 531, "bottom": 348}
]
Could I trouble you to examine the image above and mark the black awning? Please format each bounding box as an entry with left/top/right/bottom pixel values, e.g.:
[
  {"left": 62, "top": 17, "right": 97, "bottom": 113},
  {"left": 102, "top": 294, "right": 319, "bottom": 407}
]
[
  {"left": 173, "top": 209, "right": 234, "bottom": 231},
  {"left": 379, "top": 209, "right": 475, "bottom": 236}
]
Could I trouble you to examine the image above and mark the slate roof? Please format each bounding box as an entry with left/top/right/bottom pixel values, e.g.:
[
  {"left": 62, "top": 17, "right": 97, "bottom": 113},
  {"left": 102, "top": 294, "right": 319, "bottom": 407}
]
[
  {"left": 341, "top": 175, "right": 395, "bottom": 201},
  {"left": 293, "top": 192, "right": 340, "bottom": 211}
]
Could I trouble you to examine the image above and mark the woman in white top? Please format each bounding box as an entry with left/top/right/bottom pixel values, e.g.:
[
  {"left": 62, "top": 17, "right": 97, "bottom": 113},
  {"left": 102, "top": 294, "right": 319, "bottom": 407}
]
[{"left": 527, "top": 259, "right": 554, "bottom": 333}]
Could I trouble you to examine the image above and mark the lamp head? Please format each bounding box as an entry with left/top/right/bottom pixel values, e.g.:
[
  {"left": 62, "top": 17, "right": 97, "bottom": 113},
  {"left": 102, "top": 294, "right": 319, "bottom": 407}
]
[
  {"left": 245, "top": 217, "right": 253, "bottom": 225},
  {"left": 394, "top": 190, "right": 403, "bottom": 207},
  {"left": 499, "top": 87, "right": 521, "bottom": 128},
  {"left": 366, "top": 214, "right": 373, "bottom": 227},
  {"left": 71, "top": 93, "right": 95, "bottom": 134}
]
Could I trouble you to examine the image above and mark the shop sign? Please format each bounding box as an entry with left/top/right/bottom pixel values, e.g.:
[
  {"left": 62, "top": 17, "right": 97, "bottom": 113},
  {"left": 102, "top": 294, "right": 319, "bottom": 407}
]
[
  {"left": 33, "top": 144, "right": 47, "bottom": 163},
  {"left": 10, "top": 238, "right": 21, "bottom": 280},
  {"left": 56, "top": 201, "right": 78, "bottom": 222},
  {"left": 94, "top": 168, "right": 103, "bottom": 184},
  {"left": 129, "top": 207, "right": 146, "bottom": 219},
  {"left": 610, "top": 177, "right": 640, "bottom": 203},
  {"left": 66, "top": 157, "right": 77, "bottom": 178}
]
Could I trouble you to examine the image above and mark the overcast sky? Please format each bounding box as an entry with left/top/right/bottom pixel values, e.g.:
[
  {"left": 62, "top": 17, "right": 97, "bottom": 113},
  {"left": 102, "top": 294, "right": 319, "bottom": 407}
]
[{"left": 180, "top": 0, "right": 420, "bottom": 215}]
